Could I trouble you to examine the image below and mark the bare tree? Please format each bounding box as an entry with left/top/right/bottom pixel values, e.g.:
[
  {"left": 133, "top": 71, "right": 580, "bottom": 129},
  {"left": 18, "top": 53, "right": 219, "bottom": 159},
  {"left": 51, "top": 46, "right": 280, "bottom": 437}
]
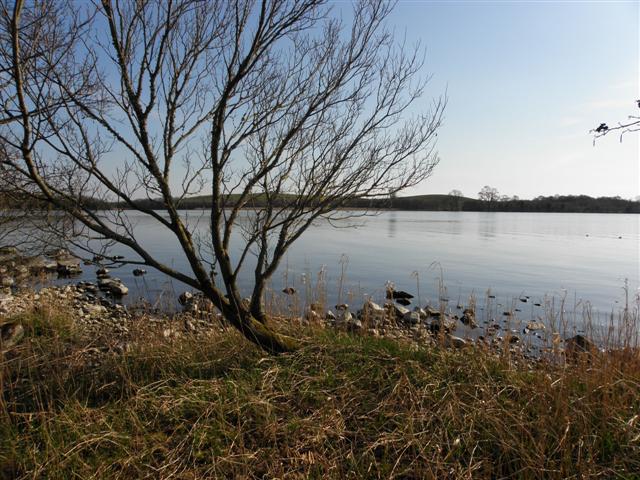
[
  {"left": 448, "top": 189, "right": 463, "bottom": 210},
  {"left": 591, "top": 100, "right": 640, "bottom": 143},
  {"left": 478, "top": 186, "right": 499, "bottom": 202},
  {"left": 478, "top": 185, "right": 499, "bottom": 211},
  {"left": 0, "top": 146, "right": 22, "bottom": 249},
  {"left": 1, "top": 0, "right": 445, "bottom": 353}
]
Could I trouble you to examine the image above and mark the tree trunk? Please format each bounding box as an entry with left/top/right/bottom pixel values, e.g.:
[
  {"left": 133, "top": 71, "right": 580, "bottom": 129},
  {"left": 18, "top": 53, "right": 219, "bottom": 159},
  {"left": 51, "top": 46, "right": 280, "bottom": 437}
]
[
  {"left": 217, "top": 298, "right": 298, "bottom": 354},
  {"left": 238, "top": 313, "right": 299, "bottom": 354}
]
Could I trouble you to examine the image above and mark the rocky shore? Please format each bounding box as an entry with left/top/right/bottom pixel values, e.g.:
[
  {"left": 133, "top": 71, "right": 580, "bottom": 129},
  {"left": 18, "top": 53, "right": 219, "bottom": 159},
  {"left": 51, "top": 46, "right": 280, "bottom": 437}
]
[
  {"left": 1, "top": 282, "right": 595, "bottom": 368},
  {"left": 0, "top": 246, "right": 598, "bottom": 362}
]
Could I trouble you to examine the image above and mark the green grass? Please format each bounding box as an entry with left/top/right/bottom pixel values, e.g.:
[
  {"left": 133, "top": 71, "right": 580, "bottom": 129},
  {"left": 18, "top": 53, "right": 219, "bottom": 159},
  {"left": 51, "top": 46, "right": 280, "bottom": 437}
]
[{"left": 1, "top": 306, "right": 639, "bottom": 479}]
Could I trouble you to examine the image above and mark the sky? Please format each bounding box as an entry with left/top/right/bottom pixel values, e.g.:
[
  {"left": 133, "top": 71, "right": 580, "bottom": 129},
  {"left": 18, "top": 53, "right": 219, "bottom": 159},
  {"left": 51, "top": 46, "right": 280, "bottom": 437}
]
[
  {"left": 379, "top": 0, "right": 639, "bottom": 199},
  {"left": 49, "top": 0, "right": 639, "bottom": 202}
]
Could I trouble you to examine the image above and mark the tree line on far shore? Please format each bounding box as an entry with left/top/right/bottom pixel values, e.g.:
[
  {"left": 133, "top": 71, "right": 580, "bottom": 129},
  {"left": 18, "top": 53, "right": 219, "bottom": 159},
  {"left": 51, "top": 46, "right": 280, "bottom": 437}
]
[{"left": 2, "top": 190, "right": 638, "bottom": 214}]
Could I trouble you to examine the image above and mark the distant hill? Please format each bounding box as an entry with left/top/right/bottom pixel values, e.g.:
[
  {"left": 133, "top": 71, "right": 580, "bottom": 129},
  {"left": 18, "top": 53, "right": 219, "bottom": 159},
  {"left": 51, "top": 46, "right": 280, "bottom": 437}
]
[{"left": 374, "top": 194, "right": 640, "bottom": 213}]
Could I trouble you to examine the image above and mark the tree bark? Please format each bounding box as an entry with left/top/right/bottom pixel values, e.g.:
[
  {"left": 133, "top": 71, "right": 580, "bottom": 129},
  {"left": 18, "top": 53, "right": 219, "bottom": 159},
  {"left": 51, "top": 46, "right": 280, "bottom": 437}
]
[{"left": 216, "top": 296, "right": 298, "bottom": 354}]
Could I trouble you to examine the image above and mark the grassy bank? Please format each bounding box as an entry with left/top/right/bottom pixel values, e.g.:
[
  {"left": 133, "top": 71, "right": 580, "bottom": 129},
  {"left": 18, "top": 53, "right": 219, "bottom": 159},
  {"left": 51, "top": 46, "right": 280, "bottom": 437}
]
[{"left": 1, "top": 302, "right": 639, "bottom": 479}]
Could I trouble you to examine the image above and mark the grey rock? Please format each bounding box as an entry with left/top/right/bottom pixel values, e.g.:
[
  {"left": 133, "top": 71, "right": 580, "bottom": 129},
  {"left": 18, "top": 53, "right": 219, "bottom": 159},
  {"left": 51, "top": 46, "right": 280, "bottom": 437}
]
[
  {"left": 178, "top": 291, "right": 194, "bottom": 306},
  {"left": 364, "top": 300, "right": 384, "bottom": 312},
  {"left": 565, "top": 335, "right": 596, "bottom": 357},
  {"left": 337, "top": 309, "right": 353, "bottom": 324},
  {"left": 460, "top": 308, "right": 478, "bottom": 328},
  {"left": 394, "top": 304, "right": 410, "bottom": 318},
  {"left": 413, "top": 307, "right": 427, "bottom": 319},
  {"left": 347, "top": 318, "right": 363, "bottom": 332},
  {"left": 1, "top": 322, "right": 24, "bottom": 350},
  {"left": 524, "top": 321, "right": 545, "bottom": 332},
  {"left": 403, "top": 311, "right": 421, "bottom": 325},
  {"left": 57, "top": 257, "right": 82, "bottom": 276},
  {"left": 443, "top": 334, "right": 467, "bottom": 349},
  {"left": 429, "top": 315, "right": 457, "bottom": 334},
  {"left": 98, "top": 278, "right": 129, "bottom": 296}
]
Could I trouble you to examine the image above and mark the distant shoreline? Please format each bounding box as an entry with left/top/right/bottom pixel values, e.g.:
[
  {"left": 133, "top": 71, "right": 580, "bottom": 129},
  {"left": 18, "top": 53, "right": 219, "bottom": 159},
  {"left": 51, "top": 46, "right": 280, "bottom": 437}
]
[
  {"left": 4, "top": 193, "right": 639, "bottom": 214},
  {"left": 118, "top": 193, "right": 640, "bottom": 214}
]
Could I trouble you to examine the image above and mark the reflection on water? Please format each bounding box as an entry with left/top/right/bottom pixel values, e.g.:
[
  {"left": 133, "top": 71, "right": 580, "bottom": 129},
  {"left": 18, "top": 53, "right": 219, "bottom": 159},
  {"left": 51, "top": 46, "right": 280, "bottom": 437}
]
[
  {"left": 44, "top": 210, "right": 639, "bottom": 318},
  {"left": 387, "top": 211, "right": 397, "bottom": 238},
  {"left": 477, "top": 212, "right": 498, "bottom": 239}
]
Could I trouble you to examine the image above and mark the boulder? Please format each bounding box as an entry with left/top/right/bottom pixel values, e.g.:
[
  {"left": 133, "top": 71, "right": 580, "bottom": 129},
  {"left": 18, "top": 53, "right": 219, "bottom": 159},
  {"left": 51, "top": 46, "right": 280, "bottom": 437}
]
[
  {"left": 57, "top": 257, "right": 82, "bottom": 276},
  {"left": 443, "top": 334, "right": 468, "bottom": 349},
  {"left": 413, "top": 307, "right": 427, "bottom": 319},
  {"left": 403, "top": 311, "right": 421, "bottom": 325},
  {"left": 426, "top": 306, "right": 441, "bottom": 317},
  {"left": 524, "top": 321, "right": 545, "bottom": 332},
  {"left": 364, "top": 300, "right": 384, "bottom": 312},
  {"left": 178, "top": 291, "right": 194, "bottom": 306},
  {"left": 178, "top": 292, "right": 215, "bottom": 315},
  {"left": 428, "top": 315, "right": 457, "bottom": 334},
  {"left": 337, "top": 309, "right": 353, "bottom": 324},
  {"left": 43, "top": 260, "right": 58, "bottom": 271},
  {"left": 98, "top": 278, "right": 129, "bottom": 296},
  {"left": 84, "top": 304, "right": 108, "bottom": 315},
  {"left": 24, "top": 256, "right": 47, "bottom": 272},
  {"left": 393, "top": 304, "right": 410, "bottom": 318},
  {"left": 460, "top": 308, "right": 478, "bottom": 328},
  {"left": 81, "top": 283, "right": 98, "bottom": 294},
  {"left": 360, "top": 300, "right": 386, "bottom": 325},
  {"left": 565, "top": 335, "right": 597, "bottom": 358},
  {"left": 346, "top": 317, "right": 363, "bottom": 332},
  {"left": 1, "top": 322, "right": 24, "bottom": 350}
]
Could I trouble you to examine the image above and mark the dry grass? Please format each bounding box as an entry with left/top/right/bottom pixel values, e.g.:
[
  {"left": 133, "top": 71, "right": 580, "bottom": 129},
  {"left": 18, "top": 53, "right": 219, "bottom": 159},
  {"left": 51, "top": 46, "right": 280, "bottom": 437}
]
[{"left": 1, "top": 300, "right": 640, "bottom": 479}]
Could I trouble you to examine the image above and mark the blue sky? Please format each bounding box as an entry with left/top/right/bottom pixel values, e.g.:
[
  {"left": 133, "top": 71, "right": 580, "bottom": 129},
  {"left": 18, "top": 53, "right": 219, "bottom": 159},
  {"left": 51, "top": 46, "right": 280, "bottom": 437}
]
[{"left": 379, "top": 0, "right": 639, "bottom": 199}]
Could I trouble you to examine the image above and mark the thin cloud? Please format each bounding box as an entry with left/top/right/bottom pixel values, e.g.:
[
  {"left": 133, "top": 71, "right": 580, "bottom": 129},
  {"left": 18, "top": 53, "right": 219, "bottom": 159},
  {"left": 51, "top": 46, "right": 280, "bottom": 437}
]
[
  {"left": 611, "top": 80, "right": 637, "bottom": 90},
  {"left": 584, "top": 99, "right": 633, "bottom": 111},
  {"left": 558, "top": 116, "right": 585, "bottom": 128}
]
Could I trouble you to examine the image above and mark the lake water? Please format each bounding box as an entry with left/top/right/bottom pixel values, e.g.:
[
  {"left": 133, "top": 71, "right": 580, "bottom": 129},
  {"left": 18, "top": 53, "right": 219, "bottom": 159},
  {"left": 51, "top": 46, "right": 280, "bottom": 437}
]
[{"left": 54, "top": 211, "right": 639, "bottom": 320}]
